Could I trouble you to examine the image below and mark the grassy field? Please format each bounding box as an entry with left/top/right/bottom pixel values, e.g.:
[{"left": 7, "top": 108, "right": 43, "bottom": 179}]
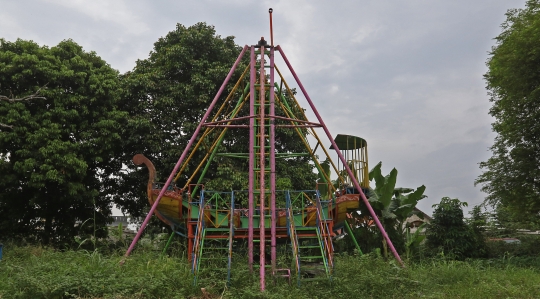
[{"left": 1, "top": 245, "right": 539, "bottom": 299}]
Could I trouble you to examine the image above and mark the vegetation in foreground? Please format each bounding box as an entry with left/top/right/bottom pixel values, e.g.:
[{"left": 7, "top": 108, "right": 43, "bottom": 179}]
[{"left": 1, "top": 245, "right": 540, "bottom": 299}]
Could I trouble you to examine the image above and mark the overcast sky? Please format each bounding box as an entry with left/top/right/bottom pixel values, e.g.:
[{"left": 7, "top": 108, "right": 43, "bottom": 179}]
[{"left": 0, "top": 0, "right": 527, "bottom": 215}]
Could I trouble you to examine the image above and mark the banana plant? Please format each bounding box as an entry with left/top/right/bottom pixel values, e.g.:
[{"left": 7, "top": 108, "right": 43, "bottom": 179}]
[
  {"left": 405, "top": 223, "right": 426, "bottom": 259},
  {"left": 367, "top": 162, "right": 426, "bottom": 227},
  {"left": 359, "top": 162, "right": 427, "bottom": 254}
]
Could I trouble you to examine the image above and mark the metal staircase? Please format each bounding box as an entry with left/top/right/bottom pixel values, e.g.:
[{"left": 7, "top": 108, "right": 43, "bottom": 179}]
[
  {"left": 286, "top": 191, "right": 301, "bottom": 285},
  {"left": 315, "top": 192, "right": 334, "bottom": 274},
  {"left": 192, "top": 191, "right": 236, "bottom": 285},
  {"left": 191, "top": 193, "right": 205, "bottom": 284},
  {"left": 286, "top": 191, "right": 334, "bottom": 285}
]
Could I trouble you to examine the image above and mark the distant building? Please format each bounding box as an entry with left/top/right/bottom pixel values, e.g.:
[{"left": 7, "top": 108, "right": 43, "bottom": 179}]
[
  {"left": 406, "top": 208, "right": 432, "bottom": 233},
  {"left": 110, "top": 216, "right": 129, "bottom": 227},
  {"left": 108, "top": 215, "right": 139, "bottom": 233}
]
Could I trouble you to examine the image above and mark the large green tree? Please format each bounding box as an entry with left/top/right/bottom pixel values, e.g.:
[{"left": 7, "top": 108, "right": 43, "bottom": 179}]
[
  {"left": 475, "top": 0, "right": 540, "bottom": 226},
  {"left": 114, "top": 23, "right": 247, "bottom": 217},
  {"left": 0, "top": 39, "right": 125, "bottom": 245}
]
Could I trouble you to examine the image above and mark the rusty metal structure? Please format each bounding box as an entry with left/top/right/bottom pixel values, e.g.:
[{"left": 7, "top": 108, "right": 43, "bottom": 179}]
[{"left": 124, "top": 9, "right": 402, "bottom": 291}]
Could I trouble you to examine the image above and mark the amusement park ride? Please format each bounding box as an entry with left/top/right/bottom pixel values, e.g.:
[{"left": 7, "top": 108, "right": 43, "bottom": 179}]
[{"left": 124, "top": 9, "right": 402, "bottom": 290}]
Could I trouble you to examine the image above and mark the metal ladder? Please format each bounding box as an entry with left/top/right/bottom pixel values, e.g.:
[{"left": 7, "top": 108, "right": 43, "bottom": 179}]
[
  {"left": 286, "top": 191, "right": 301, "bottom": 285},
  {"left": 191, "top": 192, "right": 206, "bottom": 285},
  {"left": 192, "top": 191, "right": 236, "bottom": 285},
  {"left": 287, "top": 191, "right": 334, "bottom": 284},
  {"left": 315, "top": 192, "right": 334, "bottom": 275}
]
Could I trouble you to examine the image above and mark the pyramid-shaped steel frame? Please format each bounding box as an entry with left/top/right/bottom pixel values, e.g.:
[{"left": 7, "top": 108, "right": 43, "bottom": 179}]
[{"left": 124, "top": 42, "right": 403, "bottom": 290}]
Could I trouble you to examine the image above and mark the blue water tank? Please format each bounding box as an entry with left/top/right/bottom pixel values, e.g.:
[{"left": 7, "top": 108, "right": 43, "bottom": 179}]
[{"left": 0, "top": 243, "right": 3, "bottom": 260}]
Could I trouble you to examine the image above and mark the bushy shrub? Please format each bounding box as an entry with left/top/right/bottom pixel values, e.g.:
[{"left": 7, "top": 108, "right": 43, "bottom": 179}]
[
  {"left": 486, "top": 235, "right": 540, "bottom": 258},
  {"left": 2, "top": 245, "right": 540, "bottom": 298},
  {"left": 334, "top": 225, "right": 383, "bottom": 255},
  {"left": 425, "top": 197, "right": 486, "bottom": 259}
]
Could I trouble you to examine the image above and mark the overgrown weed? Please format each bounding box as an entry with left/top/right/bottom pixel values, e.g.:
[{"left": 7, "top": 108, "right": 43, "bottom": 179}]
[{"left": 1, "top": 245, "right": 540, "bottom": 298}]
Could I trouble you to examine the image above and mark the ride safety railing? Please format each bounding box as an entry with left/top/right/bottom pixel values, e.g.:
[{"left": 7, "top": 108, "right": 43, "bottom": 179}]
[
  {"left": 288, "top": 190, "right": 320, "bottom": 226},
  {"left": 202, "top": 191, "right": 234, "bottom": 228},
  {"left": 191, "top": 188, "right": 206, "bottom": 282},
  {"left": 315, "top": 191, "right": 334, "bottom": 275},
  {"left": 286, "top": 191, "right": 301, "bottom": 284},
  {"left": 227, "top": 191, "right": 235, "bottom": 284}
]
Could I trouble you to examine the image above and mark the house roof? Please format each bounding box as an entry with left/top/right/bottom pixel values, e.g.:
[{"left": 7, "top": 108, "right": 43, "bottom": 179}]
[{"left": 413, "top": 207, "right": 432, "bottom": 221}]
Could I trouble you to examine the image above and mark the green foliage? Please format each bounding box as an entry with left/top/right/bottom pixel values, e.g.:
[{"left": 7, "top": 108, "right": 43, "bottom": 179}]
[
  {"left": 486, "top": 204, "right": 531, "bottom": 235},
  {"left": 337, "top": 162, "right": 426, "bottom": 256},
  {"left": 486, "top": 235, "right": 540, "bottom": 258},
  {"left": 426, "top": 197, "right": 486, "bottom": 259},
  {"left": 366, "top": 162, "right": 426, "bottom": 229},
  {"left": 0, "top": 39, "right": 125, "bottom": 246},
  {"left": 359, "top": 162, "right": 426, "bottom": 254},
  {"left": 467, "top": 205, "right": 488, "bottom": 257},
  {"left": 317, "top": 159, "right": 331, "bottom": 199},
  {"left": 476, "top": 0, "right": 540, "bottom": 227},
  {"left": 113, "top": 22, "right": 245, "bottom": 217},
  {"left": 334, "top": 224, "right": 383, "bottom": 256},
  {"left": 0, "top": 246, "right": 197, "bottom": 299},
  {"left": 115, "top": 22, "right": 315, "bottom": 216},
  {"left": 2, "top": 245, "right": 540, "bottom": 298},
  {"left": 405, "top": 223, "right": 426, "bottom": 259}
]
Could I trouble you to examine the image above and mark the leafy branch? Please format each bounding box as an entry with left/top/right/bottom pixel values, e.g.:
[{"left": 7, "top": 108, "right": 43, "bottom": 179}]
[{"left": 0, "top": 85, "right": 47, "bottom": 129}]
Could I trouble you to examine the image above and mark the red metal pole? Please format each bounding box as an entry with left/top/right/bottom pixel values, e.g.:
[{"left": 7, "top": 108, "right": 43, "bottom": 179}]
[
  {"left": 276, "top": 46, "right": 404, "bottom": 267},
  {"left": 188, "top": 223, "right": 193, "bottom": 262},
  {"left": 123, "top": 45, "right": 249, "bottom": 259}
]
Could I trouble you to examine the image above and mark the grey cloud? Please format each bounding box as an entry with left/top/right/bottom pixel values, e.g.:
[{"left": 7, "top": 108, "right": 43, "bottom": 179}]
[{"left": 0, "top": 0, "right": 527, "bottom": 215}]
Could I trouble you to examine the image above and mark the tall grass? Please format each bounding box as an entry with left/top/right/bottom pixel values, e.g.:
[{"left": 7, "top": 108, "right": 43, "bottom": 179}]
[{"left": 1, "top": 245, "right": 539, "bottom": 298}]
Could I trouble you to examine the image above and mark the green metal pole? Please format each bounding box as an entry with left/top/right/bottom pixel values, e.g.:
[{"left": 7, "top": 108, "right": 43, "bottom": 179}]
[
  {"left": 344, "top": 220, "right": 363, "bottom": 255},
  {"left": 162, "top": 230, "right": 176, "bottom": 255}
]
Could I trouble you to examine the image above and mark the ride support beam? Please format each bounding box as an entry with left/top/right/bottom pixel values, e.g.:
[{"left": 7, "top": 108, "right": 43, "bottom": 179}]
[
  {"left": 269, "top": 46, "right": 277, "bottom": 272},
  {"left": 277, "top": 45, "right": 404, "bottom": 267},
  {"left": 123, "top": 45, "right": 249, "bottom": 260},
  {"left": 248, "top": 46, "right": 256, "bottom": 272},
  {"left": 258, "top": 45, "right": 266, "bottom": 290}
]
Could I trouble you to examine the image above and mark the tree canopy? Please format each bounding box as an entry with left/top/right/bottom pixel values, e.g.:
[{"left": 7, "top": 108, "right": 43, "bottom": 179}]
[
  {"left": 475, "top": 0, "right": 540, "bottom": 227},
  {"left": 0, "top": 23, "right": 317, "bottom": 245},
  {"left": 112, "top": 22, "right": 246, "bottom": 217},
  {"left": 0, "top": 39, "right": 125, "bottom": 245},
  {"left": 114, "top": 22, "right": 316, "bottom": 217},
  {"left": 425, "top": 197, "right": 486, "bottom": 259}
]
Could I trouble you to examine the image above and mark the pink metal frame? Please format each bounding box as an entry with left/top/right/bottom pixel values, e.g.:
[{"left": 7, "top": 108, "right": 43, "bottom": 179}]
[
  {"left": 277, "top": 46, "right": 403, "bottom": 266},
  {"left": 248, "top": 46, "right": 255, "bottom": 272},
  {"left": 123, "top": 45, "right": 249, "bottom": 259},
  {"left": 124, "top": 42, "right": 403, "bottom": 291},
  {"left": 258, "top": 45, "right": 266, "bottom": 286},
  {"left": 269, "top": 46, "right": 277, "bottom": 277}
]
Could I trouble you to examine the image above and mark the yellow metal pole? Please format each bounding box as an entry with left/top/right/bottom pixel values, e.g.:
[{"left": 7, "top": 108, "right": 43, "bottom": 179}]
[
  {"left": 275, "top": 66, "right": 344, "bottom": 186},
  {"left": 274, "top": 95, "right": 335, "bottom": 193},
  {"left": 182, "top": 97, "right": 249, "bottom": 188},
  {"left": 174, "top": 65, "right": 250, "bottom": 182}
]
